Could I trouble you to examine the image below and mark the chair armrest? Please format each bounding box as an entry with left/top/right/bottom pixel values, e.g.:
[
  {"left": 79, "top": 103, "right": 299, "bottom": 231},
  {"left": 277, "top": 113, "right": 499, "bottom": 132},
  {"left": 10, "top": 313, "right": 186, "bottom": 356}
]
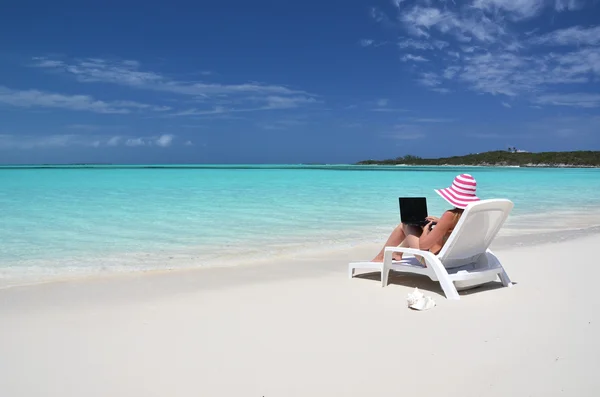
[
  {"left": 384, "top": 246, "right": 429, "bottom": 257},
  {"left": 383, "top": 246, "right": 439, "bottom": 265}
]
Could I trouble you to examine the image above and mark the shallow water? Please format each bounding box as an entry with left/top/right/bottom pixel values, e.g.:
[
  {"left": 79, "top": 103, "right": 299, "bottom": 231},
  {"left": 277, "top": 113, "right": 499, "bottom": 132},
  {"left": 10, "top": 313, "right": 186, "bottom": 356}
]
[{"left": 2, "top": 165, "right": 599, "bottom": 286}]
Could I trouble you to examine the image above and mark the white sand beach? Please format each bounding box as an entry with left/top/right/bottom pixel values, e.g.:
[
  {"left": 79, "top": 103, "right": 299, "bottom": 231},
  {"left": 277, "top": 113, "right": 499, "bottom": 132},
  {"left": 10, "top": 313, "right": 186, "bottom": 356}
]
[{"left": 1, "top": 233, "right": 599, "bottom": 397}]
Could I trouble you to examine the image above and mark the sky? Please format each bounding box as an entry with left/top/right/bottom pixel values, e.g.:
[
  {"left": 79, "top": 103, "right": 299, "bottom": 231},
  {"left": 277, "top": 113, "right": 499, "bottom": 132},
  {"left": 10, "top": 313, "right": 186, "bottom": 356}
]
[{"left": 1, "top": 0, "right": 599, "bottom": 164}]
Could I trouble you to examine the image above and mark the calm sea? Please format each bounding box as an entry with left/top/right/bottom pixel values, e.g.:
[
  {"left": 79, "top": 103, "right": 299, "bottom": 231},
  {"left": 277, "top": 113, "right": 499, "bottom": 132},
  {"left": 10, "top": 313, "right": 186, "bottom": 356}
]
[{"left": 1, "top": 165, "right": 600, "bottom": 286}]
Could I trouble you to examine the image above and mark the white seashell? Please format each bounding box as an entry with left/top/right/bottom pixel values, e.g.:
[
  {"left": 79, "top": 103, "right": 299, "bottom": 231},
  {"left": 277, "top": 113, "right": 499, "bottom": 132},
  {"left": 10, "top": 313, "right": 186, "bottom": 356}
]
[
  {"left": 406, "top": 288, "right": 425, "bottom": 305},
  {"left": 409, "top": 296, "right": 436, "bottom": 311},
  {"left": 406, "top": 287, "right": 436, "bottom": 311},
  {"left": 406, "top": 287, "right": 424, "bottom": 306}
]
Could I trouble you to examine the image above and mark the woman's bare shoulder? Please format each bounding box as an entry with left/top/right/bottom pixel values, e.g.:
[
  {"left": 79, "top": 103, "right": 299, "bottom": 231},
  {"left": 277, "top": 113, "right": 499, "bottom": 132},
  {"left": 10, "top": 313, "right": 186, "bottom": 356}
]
[
  {"left": 440, "top": 210, "right": 456, "bottom": 219},
  {"left": 436, "top": 210, "right": 456, "bottom": 224}
]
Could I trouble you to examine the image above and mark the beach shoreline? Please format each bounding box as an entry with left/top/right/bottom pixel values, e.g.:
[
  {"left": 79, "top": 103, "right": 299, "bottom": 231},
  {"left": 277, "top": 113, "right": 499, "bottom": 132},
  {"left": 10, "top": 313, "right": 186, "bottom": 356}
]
[{"left": 2, "top": 219, "right": 600, "bottom": 291}]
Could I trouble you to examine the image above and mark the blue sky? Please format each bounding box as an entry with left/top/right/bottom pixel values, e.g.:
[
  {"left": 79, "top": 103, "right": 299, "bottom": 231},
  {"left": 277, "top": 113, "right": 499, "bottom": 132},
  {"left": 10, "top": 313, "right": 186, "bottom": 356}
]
[{"left": 1, "top": 0, "right": 599, "bottom": 164}]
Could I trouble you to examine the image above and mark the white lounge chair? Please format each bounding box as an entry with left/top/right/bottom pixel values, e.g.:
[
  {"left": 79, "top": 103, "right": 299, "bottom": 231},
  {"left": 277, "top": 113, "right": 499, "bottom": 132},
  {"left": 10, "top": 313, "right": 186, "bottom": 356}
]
[{"left": 348, "top": 199, "right": 514, "bottom": 300}]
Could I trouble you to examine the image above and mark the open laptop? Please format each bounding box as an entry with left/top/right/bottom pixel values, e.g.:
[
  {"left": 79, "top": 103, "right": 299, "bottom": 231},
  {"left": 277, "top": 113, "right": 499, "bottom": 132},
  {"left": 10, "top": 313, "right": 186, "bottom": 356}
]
[{"left": 399, "top": 197, "right": 429, "bottom": 226}]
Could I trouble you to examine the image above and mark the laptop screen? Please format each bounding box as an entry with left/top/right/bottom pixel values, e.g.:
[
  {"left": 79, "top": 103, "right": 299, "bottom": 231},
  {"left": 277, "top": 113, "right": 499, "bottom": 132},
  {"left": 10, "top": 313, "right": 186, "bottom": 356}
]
[{"left": 399, "top": 197, "right": 428, "bottom": 223}]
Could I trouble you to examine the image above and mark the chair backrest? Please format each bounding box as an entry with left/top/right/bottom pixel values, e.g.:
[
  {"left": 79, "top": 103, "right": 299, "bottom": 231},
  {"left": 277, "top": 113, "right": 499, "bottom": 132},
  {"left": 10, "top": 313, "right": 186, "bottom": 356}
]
[{"left": 437, "top": 199, "right": 514, "bottom": 269}]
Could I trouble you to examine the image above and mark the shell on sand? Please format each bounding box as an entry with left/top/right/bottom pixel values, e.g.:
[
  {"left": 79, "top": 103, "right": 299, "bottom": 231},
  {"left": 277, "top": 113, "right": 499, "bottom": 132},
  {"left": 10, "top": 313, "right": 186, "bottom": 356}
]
[{"left": 407, "top": 288, "right": 436, "bottom": 311}]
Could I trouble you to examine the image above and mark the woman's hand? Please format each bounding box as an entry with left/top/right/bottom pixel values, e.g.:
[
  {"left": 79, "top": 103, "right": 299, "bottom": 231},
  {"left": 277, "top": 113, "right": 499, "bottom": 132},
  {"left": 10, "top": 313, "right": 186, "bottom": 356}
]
[
  {"left": 422, "top": 221, "right": 434, "bottom": 236},
  {"left": 426, "top": 216, "right": 439, "bottom": 222}
]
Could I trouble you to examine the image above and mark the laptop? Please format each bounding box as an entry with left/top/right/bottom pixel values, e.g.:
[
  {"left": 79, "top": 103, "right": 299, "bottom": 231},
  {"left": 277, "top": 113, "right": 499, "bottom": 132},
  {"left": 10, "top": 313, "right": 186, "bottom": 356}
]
[{"left": 398, "top": 197, "right": 429, "bottom": 226}]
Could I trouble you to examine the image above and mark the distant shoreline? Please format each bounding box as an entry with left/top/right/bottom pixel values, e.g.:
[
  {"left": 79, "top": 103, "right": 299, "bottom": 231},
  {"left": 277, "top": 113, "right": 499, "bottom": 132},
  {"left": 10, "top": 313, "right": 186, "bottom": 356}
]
[
  {"left": 357, "top": 150, "right": 600, "bottom": 168},
  {"left": 389, "top": 163, "right": 599, "bottom": 168}
]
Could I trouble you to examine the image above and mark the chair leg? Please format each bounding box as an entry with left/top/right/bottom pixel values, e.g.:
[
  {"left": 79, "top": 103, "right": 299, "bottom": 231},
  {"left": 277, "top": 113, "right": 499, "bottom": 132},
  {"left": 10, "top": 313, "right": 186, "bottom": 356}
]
[
  {"left": 425, "top": 254, "right": 460, "bottom": 300},
  {"left": 498, "top": 268, "right": 513, "bottom": 287},
  {"left": 381, "top": 267, "right": 389, "bottom": 287},
  {"left": 381, "top": 255, "right": 391, "bottom": 287},
  {"left": 438, "top": 274, "right": 460, "bottom": 300}
]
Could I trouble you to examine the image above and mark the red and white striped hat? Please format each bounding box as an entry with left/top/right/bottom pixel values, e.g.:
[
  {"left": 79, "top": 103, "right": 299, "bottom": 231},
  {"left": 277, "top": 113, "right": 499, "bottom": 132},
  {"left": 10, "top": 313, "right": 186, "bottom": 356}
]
[{"left": 434, "top": 174, "right": 480, "bottom": 209}]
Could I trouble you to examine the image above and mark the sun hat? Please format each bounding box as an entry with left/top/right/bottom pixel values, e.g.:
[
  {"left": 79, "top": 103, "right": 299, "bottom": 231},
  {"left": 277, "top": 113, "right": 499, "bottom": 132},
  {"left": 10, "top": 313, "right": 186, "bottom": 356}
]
[{"left": 434, "top": 174, "right": 480, "bottom": 209}]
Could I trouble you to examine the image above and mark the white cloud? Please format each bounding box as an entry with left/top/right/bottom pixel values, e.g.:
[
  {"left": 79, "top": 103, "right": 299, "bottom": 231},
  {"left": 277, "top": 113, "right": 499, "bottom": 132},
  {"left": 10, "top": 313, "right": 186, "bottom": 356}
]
[
  {"left": 554, "top": 0, "right": 585, "bottom": 11},
  {"left": 370, "top": 99, "right": 409, "bottom": 112},
  {"left": 443, "top": 66, "right": 461, "bottom": 79},
  {"left": 368, "top": 0, "right": 600, "bottom": 109},
  {"left": 402, "top": 7, "right": 445, "bottom": 31},
  {"left": 529, "top": 25, "right": 600, "bottom": 46},
  {"left": 471, "top": 0, "right": 585, "bottom": 20},
  {"left": 433, "top": 40, "right": 450, "bottom": 50},
  {"left": 263, "top": 95, "right": 317, "bottom": 109},
  {"left": 0, "top": 86, "right": 122, "bottom": 114},
  {"left": 170, "top": 106, "right": 228, "bottom": 117},
  {"left": 432, "top": 46, "right": 599, "bottom": 100},
  {"left": 370, "top": 7, "right": 394, "bottom": 26},
  {"left": 461, "top": 46, "right": 480, "bottom": 53},
  {"left": 125, "top": 138, "right": 145, "bottom": 147},
  {"left": 155, "top": 134, "right": 174, "bottom": 147},
  {"left": 472, "top": 0, "right": 547, "bottom": 20},
  {"left": 107, "top": 136, "right": 122, "bottom": 146},
  {"left": 184, "top": 140, "right": 194, "bottom": 146},
  {"left": 401, "top": 54, "right": 429, "bottom": 62},
  {"left": 111, "top": 101, "right": 171, "bottom": 112},
  {"left": 400, "top": 6, "right": 506, "bottom": 43},
  {"left": 471, "top": 48, "right": 598, "bottom": 96},
  {"left": 398, "top": 38, "right": 434, "bottom": 50},
  {"left": 359, "top": 39, "right": 375, "bottom": 47},
  {"left": 31, "top": 58, "right": 64, "bottom": 68},
  {"left": 0, "top": 134, "right": 83, "bottom": 149},
  {"left": 31, "top": 57, "right": 312, "bottom": 103},
  {"left": 417, "top": 72, "right": 443, "bottom": 88},
  {"left": 166, "top": 95, "right": 317, "bottom": 117},
  {"left": 502, "top": 101, "right": 512, "bottom": 108},
  {"left": 533, "top": 93, "right": 600, "bottom": 108},
  {"left": 0, "top": 133, "right": 181, "bottom": 149},
  {"left": 0, "top": 86, "right": 168, "bottom": 114},
  {"left": 110, "top": 134, "right": 178, "bottom": 147},
  {"left": 411, "top": 118, "right": 455, "bottom": 123},
  {"left": 30, "top": 56, "right": 319, "bottom": 117},
  {"left": 458, "top": 52, "right": 529, "bottom": 96}
]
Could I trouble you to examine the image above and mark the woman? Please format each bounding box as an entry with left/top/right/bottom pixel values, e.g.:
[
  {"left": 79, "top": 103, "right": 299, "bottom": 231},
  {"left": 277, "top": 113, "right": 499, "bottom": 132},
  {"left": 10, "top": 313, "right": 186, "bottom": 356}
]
[{"left": 371, "top": 174, "right": 480, "bottom": 265}]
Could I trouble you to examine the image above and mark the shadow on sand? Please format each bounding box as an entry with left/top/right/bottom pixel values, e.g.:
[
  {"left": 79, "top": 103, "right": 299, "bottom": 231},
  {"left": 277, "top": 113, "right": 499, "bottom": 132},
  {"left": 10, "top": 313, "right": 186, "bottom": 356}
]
[{"left": 353, "top": 270, "right": 516, "bottom": 298}]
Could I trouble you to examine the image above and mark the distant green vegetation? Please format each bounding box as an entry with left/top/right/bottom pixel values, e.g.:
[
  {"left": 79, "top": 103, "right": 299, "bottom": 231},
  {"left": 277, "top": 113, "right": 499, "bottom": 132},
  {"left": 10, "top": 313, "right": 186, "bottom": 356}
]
[{"left": 357, "top": 151, "right": 600, "bottom": 167}]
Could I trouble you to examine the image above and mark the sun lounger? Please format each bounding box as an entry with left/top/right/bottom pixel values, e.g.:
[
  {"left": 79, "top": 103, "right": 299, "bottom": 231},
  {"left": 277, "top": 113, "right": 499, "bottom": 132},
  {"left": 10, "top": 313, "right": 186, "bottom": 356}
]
[{"left": 348, "top": 199, "right": 514, "bottom": 300}]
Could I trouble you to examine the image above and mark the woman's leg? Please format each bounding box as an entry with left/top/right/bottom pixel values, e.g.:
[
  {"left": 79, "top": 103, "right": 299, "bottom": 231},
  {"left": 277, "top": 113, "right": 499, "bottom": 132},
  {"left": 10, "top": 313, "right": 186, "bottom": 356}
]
[
  {"left": 371, "top": 223, "right": 406, "bottom": 262},
  {"left": 371, "top": 223, "right": 423, "bottom": 262},
  {"left": 391, "top": 225, "right": 422, "bottom": 261}
]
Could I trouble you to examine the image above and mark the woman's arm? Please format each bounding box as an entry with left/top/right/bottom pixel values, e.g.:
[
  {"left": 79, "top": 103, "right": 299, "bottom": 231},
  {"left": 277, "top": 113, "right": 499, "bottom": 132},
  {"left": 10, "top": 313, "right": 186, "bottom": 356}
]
[{"left": 418, "top": 211, "right": 454, "bottom": 250}]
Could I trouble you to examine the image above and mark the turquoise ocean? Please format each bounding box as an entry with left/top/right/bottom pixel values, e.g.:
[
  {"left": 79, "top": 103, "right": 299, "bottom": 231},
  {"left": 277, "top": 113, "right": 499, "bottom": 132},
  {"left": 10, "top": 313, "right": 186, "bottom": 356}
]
[{"left": 2, "top": 165, "right": 600, "bottom": 286}]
